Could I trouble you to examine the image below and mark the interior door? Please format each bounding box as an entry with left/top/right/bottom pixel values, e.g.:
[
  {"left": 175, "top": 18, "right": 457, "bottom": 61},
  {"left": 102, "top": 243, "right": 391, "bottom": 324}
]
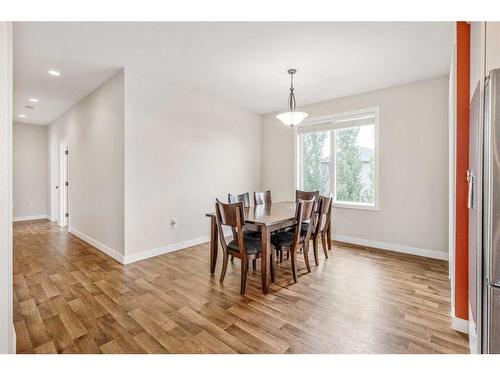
[{"left": 468, "top": 83, "right": 482, "bottom": 353}]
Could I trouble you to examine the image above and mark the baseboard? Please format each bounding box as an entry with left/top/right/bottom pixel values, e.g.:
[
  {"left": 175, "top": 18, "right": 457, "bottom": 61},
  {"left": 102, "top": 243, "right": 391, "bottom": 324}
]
[
  {"left": 332, "top": 234, "right": 448, "bottom": 261},
  {"left": 13, "top": 214, "right": 47, "bottom": 222},
  {"left": 68, "top": 227, "right": 125, "bottom": 264},
  {"left": 124, "top": 229, "right": 233, "bottom": 265},
  {"left": 451, "top": 315, "right": 469, "bottom": 334}
]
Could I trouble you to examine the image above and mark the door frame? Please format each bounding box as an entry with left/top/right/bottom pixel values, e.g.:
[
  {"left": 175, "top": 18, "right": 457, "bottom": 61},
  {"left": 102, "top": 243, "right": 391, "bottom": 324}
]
[
  {"left": 58, "top": 139, "right": 69, "bottom": 227},
  {"left": 50, "top": 143, "right": 59, "bottom": 222}
]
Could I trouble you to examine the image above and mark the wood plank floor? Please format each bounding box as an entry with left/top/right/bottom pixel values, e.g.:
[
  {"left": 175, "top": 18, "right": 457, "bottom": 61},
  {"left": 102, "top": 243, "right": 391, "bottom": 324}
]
[{"left": 13, "top": 219, "right": 469, "bottom": 354}]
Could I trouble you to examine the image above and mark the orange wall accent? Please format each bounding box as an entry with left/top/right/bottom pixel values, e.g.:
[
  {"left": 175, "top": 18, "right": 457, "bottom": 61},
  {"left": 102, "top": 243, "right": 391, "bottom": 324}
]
[{"left": 455, "top": 21, "right": 470, "bottom": 320}]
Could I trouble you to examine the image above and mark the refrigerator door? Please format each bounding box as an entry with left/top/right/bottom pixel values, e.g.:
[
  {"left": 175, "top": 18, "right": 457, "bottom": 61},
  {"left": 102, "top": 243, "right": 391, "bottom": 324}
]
[
  {"left": 487, "top": 69, "right": 500, "bottom": 287},
  {"left": 487, "top": 285, "right": 500, "bottom": 353}
]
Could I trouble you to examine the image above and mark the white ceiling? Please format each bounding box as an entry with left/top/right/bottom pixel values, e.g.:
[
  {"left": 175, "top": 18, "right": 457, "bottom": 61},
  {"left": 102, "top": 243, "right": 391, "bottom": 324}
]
[{"left": 14, "top": 22, "right": 453, "bottom": 125}]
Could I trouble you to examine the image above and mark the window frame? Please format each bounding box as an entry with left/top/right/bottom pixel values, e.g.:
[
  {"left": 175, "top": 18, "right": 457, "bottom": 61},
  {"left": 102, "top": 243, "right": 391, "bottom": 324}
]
[{"left": 294, "top": 107, "right": 380, "bottom": 211}]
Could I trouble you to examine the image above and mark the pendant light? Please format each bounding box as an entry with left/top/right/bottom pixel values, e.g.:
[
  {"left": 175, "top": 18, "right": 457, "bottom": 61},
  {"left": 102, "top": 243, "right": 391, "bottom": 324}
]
[{"left": 276, "top": 68, "right": 308, "bottom": 127}]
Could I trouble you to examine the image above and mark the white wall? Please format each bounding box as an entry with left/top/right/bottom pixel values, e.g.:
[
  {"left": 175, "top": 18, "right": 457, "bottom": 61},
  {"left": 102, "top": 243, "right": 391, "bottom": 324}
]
[
  {"left": 261, "top": 76, "right": 450, "bottom": 258},
  {"left": 0, "top": 21, "right": 14, "bottom": 354},
  {"left": 48, "top": 71, "right": 124, "bottom": 257},
  {"left": 13, "top": 123, "right": 48, "bottom": 220},
  {"left": 124, "top": 75, "right": 261, "bottom": 260},
  {"left": 486, "top": 22, "right": 500, "bottom": 73}
]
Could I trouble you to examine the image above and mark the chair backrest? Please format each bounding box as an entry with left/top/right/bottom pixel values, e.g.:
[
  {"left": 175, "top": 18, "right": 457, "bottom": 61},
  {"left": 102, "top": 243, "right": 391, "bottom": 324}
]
[
  {"left": 291, "top": 198, "right": 316, "bottom": 249},
  {"left": 254, "top": 190, "right": 272, "bottom": 206},
  {"left": 295, "top": 190, "right": 319, "bottom": 202},
  {"left": 215, "top": 199, "right": 245, "bottom": 257},
  {"left": 228, "top": 192, "right": 251, "bottom": 208},
  {"left": 315, "top": 195, "right": 332, "bottom": 236}
]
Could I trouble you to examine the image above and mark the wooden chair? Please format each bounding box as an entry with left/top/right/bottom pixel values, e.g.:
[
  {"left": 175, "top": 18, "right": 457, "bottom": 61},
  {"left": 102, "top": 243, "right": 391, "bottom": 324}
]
[
  {"left": 215, "top": 199, "right": 264, "bottom": 295},
  {"left": 295, "top": 190, "right": 319, "bottom": 202},
  {"left": 228, "top": 192, "right": 251, "bottom": 207},
  {"left": 270, "top": 199, "right": 316, "bottom": 283},
  {"left": 254, "top": 190, "right": 272, "bottom": 205},
  {"left": 228, "top": 192, "right": 260, "bottom": 267},
  {"left": 311, "top": 195, "right": 333, "bottom": 266},
  {"left": 278, "top": 190, "right": 319, "bottom": 263}
]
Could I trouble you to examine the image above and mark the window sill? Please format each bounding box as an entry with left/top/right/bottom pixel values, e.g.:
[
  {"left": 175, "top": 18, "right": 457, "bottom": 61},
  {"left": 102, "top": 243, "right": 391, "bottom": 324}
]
[{"left": 332, "top": 202, "right": 379, "bottom": 211}]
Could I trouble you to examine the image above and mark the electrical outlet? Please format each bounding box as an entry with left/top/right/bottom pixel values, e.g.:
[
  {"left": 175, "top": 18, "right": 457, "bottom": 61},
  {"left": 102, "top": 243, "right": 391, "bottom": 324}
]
[{"left": 170, "top": 218, "right": 177, "bottom": 229}]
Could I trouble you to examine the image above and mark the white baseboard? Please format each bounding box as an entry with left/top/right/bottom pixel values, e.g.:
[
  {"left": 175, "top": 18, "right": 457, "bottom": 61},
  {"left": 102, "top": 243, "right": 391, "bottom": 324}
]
[
  {"left": 332, "top": 234, "right": 448, "bottom": 261},
  {"left": 124, "top": 229, "right": 233, "bottom": 265},
  {"left": 13, "top": 214, "right": 47, "bottom": 222},
  {"left": 68, "top": 227, "right": 125, "bottom": 264},
  {"left": 451, "top": 315, "right": 469, "bottom": 334}
]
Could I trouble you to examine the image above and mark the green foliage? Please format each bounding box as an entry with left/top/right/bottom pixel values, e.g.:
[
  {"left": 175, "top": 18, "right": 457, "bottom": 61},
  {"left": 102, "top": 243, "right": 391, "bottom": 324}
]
[
  {"left": 303, "top": 132, "right": 329, "bottom": 196},
  {"left": 335, "top": 128, "right": 363, "bottom": 202}
]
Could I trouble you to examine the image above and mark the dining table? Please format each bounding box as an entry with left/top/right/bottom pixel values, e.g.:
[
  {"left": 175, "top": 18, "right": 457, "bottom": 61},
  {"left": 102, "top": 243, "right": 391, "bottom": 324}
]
[{"left": 205, "top": 201, "right": 331, "bottom": 294}]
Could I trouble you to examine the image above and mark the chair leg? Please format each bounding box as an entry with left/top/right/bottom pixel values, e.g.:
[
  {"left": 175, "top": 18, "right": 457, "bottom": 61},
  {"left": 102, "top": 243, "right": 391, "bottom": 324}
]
[
  {"left": 240, "top": 259, "right": 248, "bottom": 295},
  {"left": 290, "top": 249, "right": 298, "bottom": 283},
  {"left": 230, "top": 255, "right": 234, "bottom": 263},
  {"left": 286, "top": 252, "right": 290, "bottom": 260},
  {"left": 252, "top": 259, "right": 257, "bottom": 271},
  {"left": 220, "top": 254, "right": 229, "bottom": 283},
  {"left": 303, "top": 245, "right": 311, "bottom": 273},
  {"left": 270, "top": 251, "right": 276, "bottom": 283},
  {"left": 313, "top": 236, "right": 319, "bottom": 266},
  {"left": 321, "top": 233, "right": 329, "bottom": 259},
  {"left": 327, "top": 225, "right": 332, "bottom": 250},
  {"left": 279, "top": 250, "right": 283, "bottom": 263}
]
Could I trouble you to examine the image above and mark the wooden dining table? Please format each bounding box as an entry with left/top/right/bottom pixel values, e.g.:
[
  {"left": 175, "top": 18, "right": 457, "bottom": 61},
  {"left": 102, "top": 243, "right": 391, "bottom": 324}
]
[{"left": 205, "top": 201, "right": 331, "bottom": 294}]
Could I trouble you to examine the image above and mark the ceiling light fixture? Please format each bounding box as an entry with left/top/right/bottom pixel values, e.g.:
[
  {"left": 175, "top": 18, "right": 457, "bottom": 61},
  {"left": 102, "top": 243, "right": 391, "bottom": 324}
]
[
  {"left": 48, "top": 70, "right": 61, "bottom": 76},
  {"left": 18, "top": 114, "right": 27, "bottom": 119},
  {"left": 29, "top": 98, "right": 39, "bottom": 102},
  {"left": 276, "top": 69, "right": 308, "bottom": 127}
]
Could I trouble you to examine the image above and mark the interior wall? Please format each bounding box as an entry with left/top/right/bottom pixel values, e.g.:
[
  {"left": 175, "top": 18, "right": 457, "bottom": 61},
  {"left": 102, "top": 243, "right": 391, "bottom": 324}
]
[
  {"left": 455, "top": 21, "right": 470, "bottom": 322},
  {"left": 0, "top": 21, "right": 14, "bottom": 354},
  {"left": 124, "top": 75, "right": 261, "bottom": 260},
  {"left": 48, "top": 70, "right": 124, "bottom": 257},
  {"left": 261, "top": 75, "right": 450, "bottom": 258},
  {"left": 13, "top": 123, "right": 48, "bottom": 220}
]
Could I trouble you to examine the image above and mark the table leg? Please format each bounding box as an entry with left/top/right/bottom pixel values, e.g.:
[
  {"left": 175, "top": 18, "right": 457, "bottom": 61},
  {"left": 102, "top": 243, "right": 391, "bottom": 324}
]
[
  {"left": 260, "top": 226, "right": 270, "bottom": 294},
  {"left": 209, "top": 217, "right": 218, "bottom": 274}
]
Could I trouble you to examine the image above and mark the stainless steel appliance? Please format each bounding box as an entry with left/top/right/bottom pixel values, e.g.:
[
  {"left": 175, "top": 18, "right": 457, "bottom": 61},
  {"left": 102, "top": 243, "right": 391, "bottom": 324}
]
[{"left": 473, "top": 68, "right": 500, "bottom": 353}]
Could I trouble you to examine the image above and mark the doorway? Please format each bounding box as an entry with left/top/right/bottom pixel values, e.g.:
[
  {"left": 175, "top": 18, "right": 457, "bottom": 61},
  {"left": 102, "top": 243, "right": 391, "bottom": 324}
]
[{"left": 58, "top": 140, "right": 69, "bottom": 227}]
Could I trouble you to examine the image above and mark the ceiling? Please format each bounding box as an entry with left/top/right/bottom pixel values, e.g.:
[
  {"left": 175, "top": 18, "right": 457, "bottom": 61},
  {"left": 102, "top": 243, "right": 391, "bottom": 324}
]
[{"left": 14, "top": 22, "right": 453, "bottom": 125}]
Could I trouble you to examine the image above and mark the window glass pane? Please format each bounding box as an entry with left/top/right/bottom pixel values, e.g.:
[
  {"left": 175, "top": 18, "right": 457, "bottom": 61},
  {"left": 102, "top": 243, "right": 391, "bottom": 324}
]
[
  {"left": 334, "top": 125, "right": 375, "bottom": 205},
  {"left": 302, "top": 131, "right": 330, "bottom": 196}
]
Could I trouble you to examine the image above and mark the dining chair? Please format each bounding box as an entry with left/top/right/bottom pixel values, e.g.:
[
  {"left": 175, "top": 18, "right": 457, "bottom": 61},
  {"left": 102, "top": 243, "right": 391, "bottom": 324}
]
[
  {"left": 279, "top": 190, "right": 319, "bottom": 263},
  {"left": 295, "top": 190, "right": 319, "bottom": 202},
  {"left": 310, "top": 195, "right": 333, "bottom": 265},
  {"left": 254, "top": 190, "right": 272, "bottom": 205},
  {"left": 215, "top": 199, "right": 264, "bottom": 295},
  {"left": 270, "top": 198, "right": 316, "bottom": 283},
  {"left": 228, "top": 192, "right": 260, "bottom": 268}
]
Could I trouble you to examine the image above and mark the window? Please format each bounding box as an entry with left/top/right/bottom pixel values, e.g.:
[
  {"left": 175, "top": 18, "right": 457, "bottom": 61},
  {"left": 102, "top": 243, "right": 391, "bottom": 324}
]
[{"left": 296, "top": 108, "right": 379, "bottom": 210}]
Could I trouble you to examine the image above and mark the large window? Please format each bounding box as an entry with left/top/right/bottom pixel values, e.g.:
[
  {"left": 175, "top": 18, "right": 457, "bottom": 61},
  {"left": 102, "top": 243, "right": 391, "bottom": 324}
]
[{"left": 297, "top": 108, "right": 379, "bottom": 210}]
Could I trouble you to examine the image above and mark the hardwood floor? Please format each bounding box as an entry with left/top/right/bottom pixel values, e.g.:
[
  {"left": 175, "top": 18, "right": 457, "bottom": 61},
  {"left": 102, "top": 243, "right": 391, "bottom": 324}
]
[{"left": 13, "top": 219, "right": 469, "bottom": 354}]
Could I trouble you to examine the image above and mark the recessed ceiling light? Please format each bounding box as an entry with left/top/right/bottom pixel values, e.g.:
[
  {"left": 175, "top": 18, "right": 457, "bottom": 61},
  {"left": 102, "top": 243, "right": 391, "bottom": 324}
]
[
  {"left": 18, "top": 114, "right": 27, "bottom": 119},
  {"left": 48, "top": 70, "right": 61, "bottom": 76},
  {"left": 29, "top": 98, "right": 39, "bottom": 103}
]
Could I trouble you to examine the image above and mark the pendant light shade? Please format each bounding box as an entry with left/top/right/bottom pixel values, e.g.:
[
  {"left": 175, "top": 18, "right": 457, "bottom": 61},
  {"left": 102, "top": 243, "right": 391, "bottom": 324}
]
[{"left": 276, "top": 69, "right": 308, "bottom": 127}]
